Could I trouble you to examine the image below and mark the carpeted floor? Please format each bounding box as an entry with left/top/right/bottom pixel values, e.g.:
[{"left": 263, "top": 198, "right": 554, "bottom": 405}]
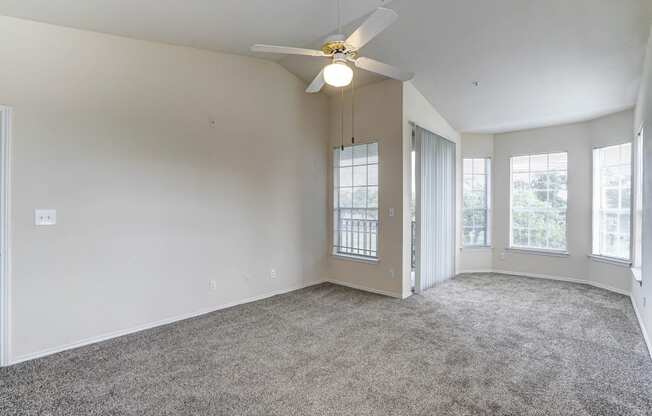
[{"left": 1, "top": 273, "right": 651, "bottom": 415}]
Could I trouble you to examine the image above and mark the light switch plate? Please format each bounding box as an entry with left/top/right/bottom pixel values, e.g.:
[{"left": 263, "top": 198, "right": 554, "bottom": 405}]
[{"left": 35, "top": 209, "right": 56, "bottom": 226}]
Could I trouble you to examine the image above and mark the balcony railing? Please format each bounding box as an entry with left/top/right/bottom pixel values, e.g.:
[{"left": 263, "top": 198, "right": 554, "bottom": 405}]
[{"left": 334, "top": 218, "right": 378, "bottom": 258}]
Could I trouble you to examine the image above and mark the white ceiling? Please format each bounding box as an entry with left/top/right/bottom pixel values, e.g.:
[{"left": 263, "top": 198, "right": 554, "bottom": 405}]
[{"left": 0, "top": 0, "right": 650, "bottom": 133}]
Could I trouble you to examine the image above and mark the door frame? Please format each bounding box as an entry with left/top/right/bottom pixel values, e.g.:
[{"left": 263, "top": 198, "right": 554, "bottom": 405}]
[{"left": 0, "top": 106, "right": 12, "bottom": 367}]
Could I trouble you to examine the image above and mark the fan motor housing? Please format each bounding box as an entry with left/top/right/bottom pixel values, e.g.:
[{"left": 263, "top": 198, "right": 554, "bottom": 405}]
[{"left": 321, "top": 34, "right": 356, "bottom": 57}]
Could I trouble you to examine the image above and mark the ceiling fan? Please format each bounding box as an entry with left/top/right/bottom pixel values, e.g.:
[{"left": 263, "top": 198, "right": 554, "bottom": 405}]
[{"left": 251, "top": 4, "right": 413, "bottom": 93}]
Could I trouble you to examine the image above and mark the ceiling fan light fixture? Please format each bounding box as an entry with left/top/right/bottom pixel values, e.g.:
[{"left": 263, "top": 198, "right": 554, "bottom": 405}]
[{"left": 324, "top": 61, "right": 353, "bottom": 88}]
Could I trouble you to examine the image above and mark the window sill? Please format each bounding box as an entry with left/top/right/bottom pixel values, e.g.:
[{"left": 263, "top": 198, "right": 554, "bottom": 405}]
[
  {"left": 461, "top": 246, "right": 493, "bottom": 251},
  {"left": 506, "top": 247, "right": 569, "bottom": 257},
  {"left": 588, "top": 254, "right": 632, "bottom": 268},
  {"left": 331, "top": 253, "right": 380, "bottom": 265},
  {"left": 631, "top": 267, "right": 642, "bottom": 284}
]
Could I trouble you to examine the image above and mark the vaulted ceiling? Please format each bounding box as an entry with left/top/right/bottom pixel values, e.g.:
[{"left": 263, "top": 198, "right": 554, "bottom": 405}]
[{"left": 0, "top": 0, "right": 650, "bottom": 133}]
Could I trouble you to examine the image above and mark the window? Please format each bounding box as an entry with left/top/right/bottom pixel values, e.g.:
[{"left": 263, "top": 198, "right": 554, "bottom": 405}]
[
  {"left": 633, "top": 128, "right": 644, "bottom": 269},
  {"left": 463, "top": 158, "right": 491, "bottom": 246},
  {"left": 333, "top": 142, "right": 379, "bottom": 259},
  {"left": 592, "top": 143, "right": 632, "bottom": 260},
  {"left": 510, "top": 152, "right": 568, "bottom": 252}
]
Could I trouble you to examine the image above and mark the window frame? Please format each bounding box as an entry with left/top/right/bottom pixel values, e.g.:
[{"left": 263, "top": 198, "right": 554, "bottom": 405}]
[
  {"left": 508, "top": 151, "right": 569, "bottom": 255},
  {"left": 331, "top": 141, "right": 380, "bottom": 262},
  {"left": 632, "top": 126, "right": 644, "bottom": 278},
  {"left": 462, "top": 157, "right": 492, "bottom": 248},
  {"left": 590, "top": 142, "right": 633, "bottom": 263}
]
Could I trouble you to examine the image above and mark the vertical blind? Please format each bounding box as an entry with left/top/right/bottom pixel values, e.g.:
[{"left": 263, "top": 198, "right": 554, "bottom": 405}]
[{"left": 414, "top": 126, "right": 456, "bottom": 292}]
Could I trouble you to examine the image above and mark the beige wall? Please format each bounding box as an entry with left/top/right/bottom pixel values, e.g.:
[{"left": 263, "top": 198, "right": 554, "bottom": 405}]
[
  {"left": 327, "top": 81, "right": 459, "bottom": 299},
  {"left": 327, "top": 80, "right": 404, "bottom": 298},
  {"left": 459, "top": 133, "right": 494, "bottom": 272},
  {"left": 0, "top": 16, "right": 330, "bottom": 362},
  {"left": 492, "top": 110, "right": 634, "bottom": 294}
]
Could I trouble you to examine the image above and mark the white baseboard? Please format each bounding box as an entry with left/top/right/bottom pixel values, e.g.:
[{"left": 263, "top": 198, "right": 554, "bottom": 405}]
[
  {"left": 325, "top": 278, "right": 403, "bottom": 299},
  {"left": 10, "top": 280, "right": 325, "bottom": 366},
  {"left": 457, "top": 269, "right": 494, "bottom": 274},
  {"left": 491, "top": 269, "right": 631, "bottom": 296},
  {"left": 630, "top": 295, "right": 652, "bottom": 361}
]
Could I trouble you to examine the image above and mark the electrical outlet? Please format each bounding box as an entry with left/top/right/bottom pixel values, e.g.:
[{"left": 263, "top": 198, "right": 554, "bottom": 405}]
[
  {"left": 389, "top": 268, "right": 395, "bottom": 279},
  {"left": 270, "top": 269, "right": 277, "bottom": 279},
  {"left": 208, "top": 280, "right": 217, "bottom": 291},
  {"left": 500, "top": 252, "right": 506, "bottom": 260}
]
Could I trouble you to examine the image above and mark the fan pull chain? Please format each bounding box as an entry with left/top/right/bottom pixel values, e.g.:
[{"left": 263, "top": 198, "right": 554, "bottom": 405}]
[
  {"left": 351, "top": 66, "right": 356, "bottom": 145},
  {"left": 340, "top": 87, "right": 344, "bottom": 151}
]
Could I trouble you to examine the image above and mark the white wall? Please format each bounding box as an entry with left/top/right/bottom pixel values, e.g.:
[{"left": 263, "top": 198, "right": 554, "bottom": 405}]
[
  {"left": 632, "top": 25, "right": 652, "bottom": 357},
  {"left": 0, "top": 16, "right": 330, "bottom": 362},
  {"left": 402, "top": 82, "right": 460, "bottom": 298},
  {"left": 492, "top": 110, "right": 634, "bottom": 294},
  {"left": 459, "top": 133, "right": 494, "bottom": 272}
]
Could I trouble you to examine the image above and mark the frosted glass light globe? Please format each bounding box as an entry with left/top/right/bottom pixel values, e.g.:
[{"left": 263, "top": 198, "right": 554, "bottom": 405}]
[{"left": 324, "top": 61, "right": 353, "bottom": 87}]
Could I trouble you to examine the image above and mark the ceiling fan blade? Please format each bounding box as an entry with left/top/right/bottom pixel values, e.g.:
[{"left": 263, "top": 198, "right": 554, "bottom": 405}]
[
  {"left": 355, "top": 57, "right": 414, "bottom": 81},
  {"left": 251, "top": 44, "right": 326, "bottom": 57},
  {"left": 306, "top": 70, "right": 326, "bottom": 93},
  {"left": 345, "top": 8, "right": 398, "bottom": 50}
]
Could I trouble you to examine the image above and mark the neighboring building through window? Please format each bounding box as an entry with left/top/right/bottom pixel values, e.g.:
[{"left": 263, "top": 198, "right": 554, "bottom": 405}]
[
  {"left": 333, "top": 142, "right": 379, "bottom": 259},
  {"left": 510, "top": 152, "right": 568, "bottom": 252},
  {"left": 463, "top": 158, "right": 491, "bottom": 246},
  {"left": 592, "top": 143, "right": 632, "bottom": 260}
]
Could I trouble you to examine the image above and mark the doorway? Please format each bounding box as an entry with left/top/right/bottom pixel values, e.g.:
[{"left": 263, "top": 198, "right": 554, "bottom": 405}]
[{"left": 412, "top": 125, "right": 456, "bottom": 293}]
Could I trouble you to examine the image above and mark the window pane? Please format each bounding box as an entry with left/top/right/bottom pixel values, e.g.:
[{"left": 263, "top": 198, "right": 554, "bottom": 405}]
[
  {"left": 353, "top": 145, "right": 367, "bottom": 165},
  {"left": 333, "top": 143, "right": 379, "bottom": 259},
  {"left": 367, "top": 186, "right": 378, "bottom": 208},
  {"left": 473, "top": 159, "right": 486, "bottom": 174},
  {"left": 510, "top": 152, "right": 567, "bottom": 251},
  {"left": 604, "top": 146, "right": 620, "bottom": 165},
  {"left": 474, "top": 229, "right": 486, "bottom": 246},
  {"left": 340, "top": 147, "right": 353, "bottom": 166},
  {"left": 530, "top": 154, "right": 548, "bottom": 172},
  {"left": 339, "top": 167, "right": 353, "bottom": 187},
  {"left": 548, "top": 153, "right": 567, "bottom": 171},
  {"left": 463, "top": 159, "right": 473, "bottom": 173},
  {"left": 513, "top": 173, "right": 530, "bottom": 190},
  {"left": 604, "top": 189, "right": 619, "bottom": 209},
  {"left": 352, "top": 187, "right": 367, "bottom": 208},
  {"left": 472, "top": 174, "right": 485, "bottom": 191},
  {"left": 340, "top": 188, "right": 352, "bottom": 208},
  {"left": 463, "top": 175, "right": 473, "bottom": 193},
  {"left": 353, "top": 166, "right": 367, "bottom": 186},
  {"left": 530, "top": 173, "right": 546, "bottom": 190},
  {"left": 368, "top": 164, "right": 378, "bottom": 186},
  {"left": 464, "top": 228, "right": 473, "bottom": 245},
  {"left": 513, "top": 229, "right": 528, "bottom": 246},
  {"left": 512, "top": 156, "right": 529, "bottom": 172},
  {"left": 367, "top": 143, "right": 378, "bottom": 164},
  {"left": 462, "top": 158, "right": 490, "bottom": 246},
  {"left": 472, "top": 210, "right": 486, "bottom": 228},
  {"left": 621, "top": 143, "right": 632, "bottom": 165}
]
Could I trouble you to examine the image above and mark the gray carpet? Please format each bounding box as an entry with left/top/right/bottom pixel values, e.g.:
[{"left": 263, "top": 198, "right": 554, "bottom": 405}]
[{"left": 1, "top": 273, "right": 651, "bottom": 415}]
